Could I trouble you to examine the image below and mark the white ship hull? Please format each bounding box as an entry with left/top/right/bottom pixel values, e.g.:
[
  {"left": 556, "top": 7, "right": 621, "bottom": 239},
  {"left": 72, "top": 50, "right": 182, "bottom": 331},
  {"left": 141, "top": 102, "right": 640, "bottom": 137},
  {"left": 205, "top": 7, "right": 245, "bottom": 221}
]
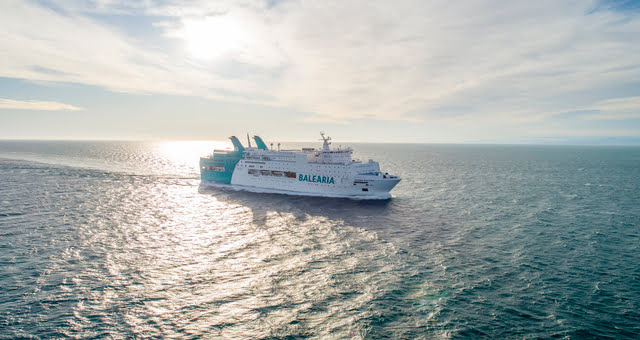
[
  {"left": 201, "top": 181, "right": 395, "bottom": 200},
  {"left": 230, "top": 159, "right": 400, "bottom": 199},
  {"left": 200, "top": 133, "right": 401, "bottom": 199}
]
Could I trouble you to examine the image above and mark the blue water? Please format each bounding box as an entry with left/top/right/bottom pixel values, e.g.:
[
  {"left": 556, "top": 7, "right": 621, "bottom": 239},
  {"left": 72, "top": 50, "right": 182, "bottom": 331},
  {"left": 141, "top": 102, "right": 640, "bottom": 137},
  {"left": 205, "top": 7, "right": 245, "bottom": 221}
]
[{"left": 1, "top": 141, "right": 639, "bottom": 338}]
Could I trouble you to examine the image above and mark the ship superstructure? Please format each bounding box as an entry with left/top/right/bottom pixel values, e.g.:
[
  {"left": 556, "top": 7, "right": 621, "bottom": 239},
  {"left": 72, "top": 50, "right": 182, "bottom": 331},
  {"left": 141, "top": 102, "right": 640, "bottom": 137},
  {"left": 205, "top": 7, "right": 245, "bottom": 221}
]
[{"left": 200, "top": 133, "right": 401, "bottom": 199}]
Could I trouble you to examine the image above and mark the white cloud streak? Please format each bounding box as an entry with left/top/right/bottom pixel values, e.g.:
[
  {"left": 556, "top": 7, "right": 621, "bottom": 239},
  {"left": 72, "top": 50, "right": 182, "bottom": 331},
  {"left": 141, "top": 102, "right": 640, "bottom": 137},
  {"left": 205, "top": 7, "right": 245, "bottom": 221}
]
[
  {"left": 0, "top": 98, "right": 82, "bottom": 111},
  {"left": 1, "top": 0, "right": 639, "bottom": 134},
  {"left": 582, "top": 96, "right": 640, "bottom": 120}
]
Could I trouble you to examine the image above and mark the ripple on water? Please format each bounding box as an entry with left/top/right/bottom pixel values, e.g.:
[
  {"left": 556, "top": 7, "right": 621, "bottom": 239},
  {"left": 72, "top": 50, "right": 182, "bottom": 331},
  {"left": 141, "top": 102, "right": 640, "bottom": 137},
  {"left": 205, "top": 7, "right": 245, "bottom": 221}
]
[
  {"left": 1, "top": 144, "right": 640, "bottom": 338},
  {"left": 0, "top": 163, "right": 424, "bottom": 338}
]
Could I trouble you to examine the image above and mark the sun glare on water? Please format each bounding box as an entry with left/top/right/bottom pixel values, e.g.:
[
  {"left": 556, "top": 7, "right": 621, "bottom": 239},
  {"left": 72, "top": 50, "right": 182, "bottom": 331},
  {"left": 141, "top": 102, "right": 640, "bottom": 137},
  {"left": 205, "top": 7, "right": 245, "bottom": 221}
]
[
  {"left": 153, "top": 141, "right": 231, "bottom": 176},
  {"left": 182, "top": 16, "right": 250, "bottom": 60}
]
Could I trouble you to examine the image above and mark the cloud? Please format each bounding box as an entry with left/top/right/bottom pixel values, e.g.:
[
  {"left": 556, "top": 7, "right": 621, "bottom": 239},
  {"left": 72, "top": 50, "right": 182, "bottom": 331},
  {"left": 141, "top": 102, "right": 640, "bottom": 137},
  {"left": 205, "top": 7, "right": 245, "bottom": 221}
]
[
  {"left": 0, "top": 0, "right": 266, "bottom": 101},
  {"left": 0, "top": 98, "right": 82, "bottom": 111},
  {"left": 582, "top": 96, "right": 640, "bottom": 120},
  {"left": 1, "top": 0, "right": 640, "bottom": 134},
  {"left": 263, "top": 0, "right": 640, "bottom": 125}
]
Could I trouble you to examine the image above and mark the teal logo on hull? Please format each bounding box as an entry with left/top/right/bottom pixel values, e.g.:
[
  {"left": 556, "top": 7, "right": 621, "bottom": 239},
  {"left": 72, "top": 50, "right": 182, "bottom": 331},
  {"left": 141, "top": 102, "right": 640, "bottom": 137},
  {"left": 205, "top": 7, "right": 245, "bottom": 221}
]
[{"left": 299, "top": 174, "right": 335, "bottom": 184}]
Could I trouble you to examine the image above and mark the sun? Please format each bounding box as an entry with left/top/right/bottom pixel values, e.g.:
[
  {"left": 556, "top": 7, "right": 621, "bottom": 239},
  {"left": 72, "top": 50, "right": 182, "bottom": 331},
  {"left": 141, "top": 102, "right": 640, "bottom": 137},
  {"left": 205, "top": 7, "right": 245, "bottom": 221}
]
[{"left": 182, "top": 16, "right": 248, "bottom": 60}]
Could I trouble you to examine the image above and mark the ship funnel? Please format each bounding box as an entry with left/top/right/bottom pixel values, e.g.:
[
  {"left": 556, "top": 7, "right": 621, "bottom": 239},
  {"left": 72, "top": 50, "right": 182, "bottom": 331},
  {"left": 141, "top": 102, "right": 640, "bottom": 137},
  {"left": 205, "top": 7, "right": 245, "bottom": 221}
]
[
  {"left": 229, "top": 136, "right": 245, "bottom": 152},
  {"left": 253, "top": 136, "right": 268, "bottom": 150}
]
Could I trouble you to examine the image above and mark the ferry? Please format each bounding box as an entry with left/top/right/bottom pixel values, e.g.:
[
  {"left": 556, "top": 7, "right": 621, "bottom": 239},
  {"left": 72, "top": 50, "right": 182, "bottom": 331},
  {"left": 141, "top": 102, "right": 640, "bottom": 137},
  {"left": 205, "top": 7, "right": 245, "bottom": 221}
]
[{"left": 200, "top": 133, "right": 401, "bottom": 199}]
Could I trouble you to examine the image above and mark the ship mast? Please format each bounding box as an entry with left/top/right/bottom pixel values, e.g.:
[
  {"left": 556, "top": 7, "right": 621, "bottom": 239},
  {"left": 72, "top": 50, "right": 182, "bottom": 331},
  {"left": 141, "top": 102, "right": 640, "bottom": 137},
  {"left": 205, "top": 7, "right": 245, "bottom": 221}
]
[{"left": 319, "top": 131, "right": 332, "bottom": 151}]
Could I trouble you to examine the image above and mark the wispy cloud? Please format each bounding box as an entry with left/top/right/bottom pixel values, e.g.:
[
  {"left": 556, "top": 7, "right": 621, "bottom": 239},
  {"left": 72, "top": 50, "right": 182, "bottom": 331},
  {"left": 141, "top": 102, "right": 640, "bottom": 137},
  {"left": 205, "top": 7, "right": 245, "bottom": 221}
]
[
  {"left": 582, "top": 96, "right": 640, "bottom": 120},
  {"left": 1, "top": 0, "right": 639, "bottom": 134},
  {"left": 0, "top": 98, "right": 82, "bottom": 111}
]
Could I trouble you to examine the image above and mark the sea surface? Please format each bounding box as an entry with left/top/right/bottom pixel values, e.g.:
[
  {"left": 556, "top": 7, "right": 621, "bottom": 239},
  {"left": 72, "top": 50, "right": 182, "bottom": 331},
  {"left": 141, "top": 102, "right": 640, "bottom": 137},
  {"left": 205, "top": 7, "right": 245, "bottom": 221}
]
[{"left": 1, "top": 141, "right": 639, "bottom": 338}]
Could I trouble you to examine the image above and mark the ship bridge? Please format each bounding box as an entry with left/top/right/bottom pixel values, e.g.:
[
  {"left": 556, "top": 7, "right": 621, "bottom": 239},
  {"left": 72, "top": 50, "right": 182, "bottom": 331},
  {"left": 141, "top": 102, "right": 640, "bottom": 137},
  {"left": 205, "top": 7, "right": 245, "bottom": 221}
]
[
  {"left": 304, "top": 132, "right": 354, "bottom": 164},
  {"left": 306, "top": 148, "right": 353, "bottom": 164}
]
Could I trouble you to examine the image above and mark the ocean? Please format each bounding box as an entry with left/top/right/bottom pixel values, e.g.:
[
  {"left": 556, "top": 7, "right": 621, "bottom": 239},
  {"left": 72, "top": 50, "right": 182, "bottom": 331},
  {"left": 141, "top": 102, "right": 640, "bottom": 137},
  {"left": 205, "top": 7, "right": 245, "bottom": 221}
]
[{"left": 1, "top": 141, "right": 639, "bottom": 338}]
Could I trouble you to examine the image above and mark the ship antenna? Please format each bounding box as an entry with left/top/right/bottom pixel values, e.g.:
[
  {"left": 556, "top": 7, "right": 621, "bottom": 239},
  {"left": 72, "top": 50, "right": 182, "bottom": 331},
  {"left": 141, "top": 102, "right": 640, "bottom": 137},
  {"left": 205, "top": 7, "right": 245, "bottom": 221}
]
[
  {"left": 320, "top": 131, "right": 331, "bottom": 150},
  {"left": 247, "top": 133, "right": 252, "bottom": 148}
]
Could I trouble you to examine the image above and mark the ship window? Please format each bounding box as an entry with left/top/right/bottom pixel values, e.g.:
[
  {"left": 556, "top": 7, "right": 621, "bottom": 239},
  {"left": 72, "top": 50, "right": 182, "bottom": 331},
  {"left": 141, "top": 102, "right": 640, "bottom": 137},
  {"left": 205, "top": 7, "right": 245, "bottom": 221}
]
[
  {"left": 362, "top": 188, "right": 368, "bottom": 192},
  {"left": 248, "top": 169, "right": 258, "bottom": 175},
  {"left": 285, "top": 172, "right": 296, "bottom": 178}
]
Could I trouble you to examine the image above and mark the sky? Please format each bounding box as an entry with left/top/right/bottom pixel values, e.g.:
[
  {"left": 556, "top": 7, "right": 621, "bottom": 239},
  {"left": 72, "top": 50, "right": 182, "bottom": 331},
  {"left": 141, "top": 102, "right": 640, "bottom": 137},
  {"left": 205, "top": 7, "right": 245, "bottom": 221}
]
[{"left": 1, "top": 0, "right": 639, "bottom": 143}]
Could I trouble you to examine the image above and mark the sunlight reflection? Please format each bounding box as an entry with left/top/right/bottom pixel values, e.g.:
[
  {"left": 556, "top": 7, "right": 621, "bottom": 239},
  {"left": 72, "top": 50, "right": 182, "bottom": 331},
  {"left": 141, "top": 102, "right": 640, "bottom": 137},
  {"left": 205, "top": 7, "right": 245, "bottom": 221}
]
[
  {"left": 66, "top": 145, "right": 405, "bottom": 338},
  {"left": 109, "top": 177, "right": 399, "bottom": 337},
  {"left": 155, "top": 140, "right": 230, "bottom": 176}
]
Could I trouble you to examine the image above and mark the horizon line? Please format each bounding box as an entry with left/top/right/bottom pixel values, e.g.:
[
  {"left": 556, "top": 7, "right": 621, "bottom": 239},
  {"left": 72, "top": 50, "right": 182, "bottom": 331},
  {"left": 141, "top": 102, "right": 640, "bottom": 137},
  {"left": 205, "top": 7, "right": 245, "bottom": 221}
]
[{"left": 1, "top": 138, "right": 639, "bottom": 147}]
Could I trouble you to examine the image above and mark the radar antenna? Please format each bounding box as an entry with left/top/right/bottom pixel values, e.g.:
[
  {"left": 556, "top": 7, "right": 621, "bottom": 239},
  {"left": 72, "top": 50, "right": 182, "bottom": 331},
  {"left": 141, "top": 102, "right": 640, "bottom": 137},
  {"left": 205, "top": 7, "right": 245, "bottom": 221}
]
[{"left": 319, "top": 131, "right": 332, "bottom": 151}]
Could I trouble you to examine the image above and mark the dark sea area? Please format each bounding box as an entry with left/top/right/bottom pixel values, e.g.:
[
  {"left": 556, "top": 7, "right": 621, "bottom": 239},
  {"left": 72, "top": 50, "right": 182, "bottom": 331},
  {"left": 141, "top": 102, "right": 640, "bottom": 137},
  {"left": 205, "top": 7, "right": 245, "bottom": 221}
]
[{"left": 1, "top": 140, "right": 639, "bottom": 339}]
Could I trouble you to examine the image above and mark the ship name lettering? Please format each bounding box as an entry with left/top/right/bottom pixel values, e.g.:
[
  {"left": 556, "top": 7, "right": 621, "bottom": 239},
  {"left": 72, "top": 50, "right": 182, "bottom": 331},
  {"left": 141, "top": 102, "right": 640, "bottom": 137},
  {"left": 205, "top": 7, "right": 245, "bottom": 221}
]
[{"left": 298, "top": 174, "right": 335, "bottom": 184}]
